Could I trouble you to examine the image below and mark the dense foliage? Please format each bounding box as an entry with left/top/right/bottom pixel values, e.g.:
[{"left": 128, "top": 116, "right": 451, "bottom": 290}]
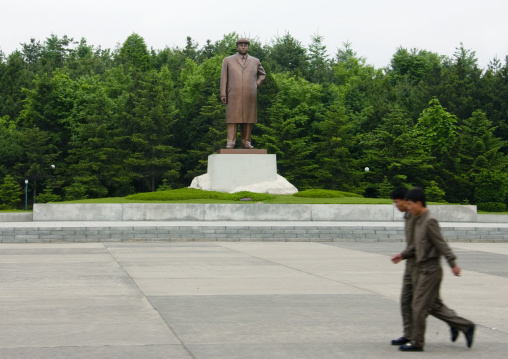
[{"left": 1, "top": 33, "right": 508, "bottom": 210}]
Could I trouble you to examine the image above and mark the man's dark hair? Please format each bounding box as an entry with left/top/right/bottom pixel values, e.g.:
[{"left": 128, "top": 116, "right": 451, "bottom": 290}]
[
  {"left": 406, "top": 187, "right": 426, "bottom": 207},
  {"left": 390, "top": 187, "right": 407, "bottom": 200}
]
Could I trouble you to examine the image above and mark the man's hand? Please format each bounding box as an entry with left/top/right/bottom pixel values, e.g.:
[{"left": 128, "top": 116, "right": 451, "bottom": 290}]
[
  {"left": 391, "top": 254, "right": 403, "bottom": 264},
  {"left": 221, "top": 96, "right": 227, "bottom": 104},
  {"left": 452, "top": 265, "right": 461, "bottom": 276}
]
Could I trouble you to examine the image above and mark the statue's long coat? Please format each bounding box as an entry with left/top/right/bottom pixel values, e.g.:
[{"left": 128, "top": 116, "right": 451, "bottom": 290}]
[{"left": 220, "top": 53, "right": 266, "bottom": 124}]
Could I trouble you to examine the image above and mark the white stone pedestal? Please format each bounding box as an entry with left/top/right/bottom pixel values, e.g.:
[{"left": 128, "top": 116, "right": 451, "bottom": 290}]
[{"left": 189, "top": 154, "right": 298, "bottom": 194}]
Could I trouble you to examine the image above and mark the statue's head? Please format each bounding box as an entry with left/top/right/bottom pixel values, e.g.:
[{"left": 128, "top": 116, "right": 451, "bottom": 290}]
[{"left": 236, "top": 38, "right": 250, "bottom": 55}]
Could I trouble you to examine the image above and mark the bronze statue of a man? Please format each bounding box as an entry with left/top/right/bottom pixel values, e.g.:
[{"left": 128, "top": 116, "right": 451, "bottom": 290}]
[{"left": 220, "top": 38, "right": 266, "bottom": 149}]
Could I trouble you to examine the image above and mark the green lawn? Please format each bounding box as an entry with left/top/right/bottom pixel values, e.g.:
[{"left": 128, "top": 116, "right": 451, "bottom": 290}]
[
  {"left": 49, "top": 195, "right": 463, "bottom": 205},
  {"left": 476, "top": 211, "right": 508, "bottom": 215},
  {"left": 53, "top": 195, "right": 391, "bottom": 204}
]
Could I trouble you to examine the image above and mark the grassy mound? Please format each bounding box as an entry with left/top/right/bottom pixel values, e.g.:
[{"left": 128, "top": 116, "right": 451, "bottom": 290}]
[
  {"left": 125, "top": 188, "right": 275, "bottom": 201},
  {"left": 293, "top": 189, "right": 363, "bottom": 198}
]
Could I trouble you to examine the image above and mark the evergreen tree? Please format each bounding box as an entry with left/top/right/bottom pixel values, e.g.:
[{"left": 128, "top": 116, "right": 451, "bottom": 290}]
[
  {"left": 0, "top": 51, "right": 35, "bottom": 120},
  {"left": 121, "top": 66, "right": 181, "bottom": 192},
  {"left": 314, "top": 99, "right": 360, "bottom": 191},
  {"left": 184, "top": 93, "right": 226, "bottom": 184},
  {"left": 360, "top": 105, "right": 433, "bottom": 195},
  {"left": 415, "top": 98, "right": 462, "bottom": 202},
  {"left": 0, "top": 115, "right": 23, "bottom": 179},
  {"left": 18, "top": 69, "right": 75, "bottom": 151},
  {"left": 267, "top": 33, "right": 308, "bottom": 76},
  {"left": 388, "top": 47, "right": 444, "bottom": 120},
  {"left": 117, "top": 33, "right": 152, "bottom": 71},
  {"left": 256, "top": 73, "right": 322, "bottom": 188},
  {"left": 456, "top": 110, "right": 508, "bottom": 203},
  {"left": 15, "top": 127, "right": 60, "bottom": 201},
  {"left": 307, "top": 34, "right": 332, "bottom": 84},
  {"left": 0, "top": 174, "right": 23, "bottom": 209},
  {"left": 416, "top": 98, "right": 458, "bottom": 152},
  {"left": 65, "top": 72, "right": 133, "bottom": 198},
  {"left": 481, "top": 56, "right": 508, "bottom": 143},
  {"left": 438, "top": 44, "right": 483, "bottom": 122},
  {"left": 175, "top": 56, "right": 223, "bottom": 177},
  {"left": 40, "top": 34, "right": 77, "bottom": 73}
]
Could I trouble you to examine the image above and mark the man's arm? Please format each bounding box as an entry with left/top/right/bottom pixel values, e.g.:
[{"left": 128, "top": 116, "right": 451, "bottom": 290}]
[
  {"left": 427, "top": 218, "right": 457, "bottom": 268},
  {"left": 400, "top": 245, "right": 415, "bottom": 260},
  {"left": 392, "top": 214, "right": 415, "bottom": 264},
  {"left": 392, "top": 245, "right": 415, "bottom": 263}
]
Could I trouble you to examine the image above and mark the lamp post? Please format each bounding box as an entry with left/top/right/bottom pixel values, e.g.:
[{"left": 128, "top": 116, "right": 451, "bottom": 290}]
[{"left": 24, "top": 179, "right": 28, "bottom": 211}]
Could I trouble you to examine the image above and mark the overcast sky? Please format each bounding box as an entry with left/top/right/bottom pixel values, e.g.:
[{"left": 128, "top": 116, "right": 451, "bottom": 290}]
[{"left": 2, "top": 0, "right": 507, "bottom": 69}]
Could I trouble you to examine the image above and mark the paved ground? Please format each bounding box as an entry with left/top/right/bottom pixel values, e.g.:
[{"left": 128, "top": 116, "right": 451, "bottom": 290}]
[{"left": 1, "top": 241, "right": 507, "bottom": 358}]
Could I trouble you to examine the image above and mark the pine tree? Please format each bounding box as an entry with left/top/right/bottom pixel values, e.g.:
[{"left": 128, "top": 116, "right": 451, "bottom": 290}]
[{"left": 0, "top": 175, "right": 22, "bottom": 209}]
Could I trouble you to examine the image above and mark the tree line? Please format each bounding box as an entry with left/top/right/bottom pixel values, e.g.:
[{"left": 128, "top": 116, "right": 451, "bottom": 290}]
[{"left": 1, "top": 32, "right": 508, "bottom": 209}]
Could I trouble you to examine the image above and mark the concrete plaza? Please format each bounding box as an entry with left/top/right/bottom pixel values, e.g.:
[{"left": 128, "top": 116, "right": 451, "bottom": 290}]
[{"left": 0, "top": 240, "right": 507, "bottom": 358}]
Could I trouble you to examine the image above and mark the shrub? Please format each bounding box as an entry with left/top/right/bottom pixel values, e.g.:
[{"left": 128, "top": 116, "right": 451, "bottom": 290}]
[
  {"left": 228, "top": 191, "right": 275, "bottom": 201},
  {"left": 474, "top": 170, "right": 507, "bottom": 204},
  {"left": 157, "top": 179, "right": 172, "bottom": 191},
  {"left": 293, "top": 189, "right": 362, "bottom": 198},
  {"left": 477, "top": 202, "right": 506, "bottom": 212},
  {"left": 377, "top": 177, "right": 394, "bottom": 199},
  {"left": 425, "top": 181, "right": 446, "bottom": 202},
  {"left": 126, "top": 188, "right": 275, "bottom": 201},
  {"left": 64, "top": 183, "right": 88, "bottom": 201},
  {"left": 36, "top": 186, "right": 62, "bottom": 203}
]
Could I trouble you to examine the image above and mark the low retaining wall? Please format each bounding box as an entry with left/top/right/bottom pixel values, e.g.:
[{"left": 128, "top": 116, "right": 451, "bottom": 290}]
[
  {"left": 32, "top": 203, "right": 478, "bottom": 222},
  {"left": 477, "top": 214, "right": 508, "bottom": 223},
  {"left": 1, "top": 223, "right": 507, "bottom": 243},
  {"left": 3, "top": 204, "right": 507, "bottom": 243},
  {"left": 0, "top": 213, "right": 33, "bottom": 222}
]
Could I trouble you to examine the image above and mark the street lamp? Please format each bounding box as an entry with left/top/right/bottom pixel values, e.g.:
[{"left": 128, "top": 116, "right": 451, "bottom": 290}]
[{"left": 24, "top": 179, "right": 28, "bottom": 211}]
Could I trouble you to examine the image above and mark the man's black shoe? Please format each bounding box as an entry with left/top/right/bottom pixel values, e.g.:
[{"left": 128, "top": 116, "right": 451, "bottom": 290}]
[
  {"left": 391, "top": 337, "right": 410, "bottom": 345},
  {"left": 464, "top": 324, "right": 475, "bottom": 348},
  {"left": 399, "top": 343, "right": 423, "bottom": 352},
  {"left": 451, "top": 327, "right": 459, "bottom": 342}
]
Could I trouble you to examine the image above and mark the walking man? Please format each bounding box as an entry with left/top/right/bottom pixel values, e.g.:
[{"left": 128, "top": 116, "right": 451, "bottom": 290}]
[
  {"left": 390, "top": 188, "right": 459, "bottom": 347},
  {"left": 391, "top": 187, "right": 475, "bottom": 352},
  {"left": 389, "top": 187, "right": 417, "bottom": 346}
]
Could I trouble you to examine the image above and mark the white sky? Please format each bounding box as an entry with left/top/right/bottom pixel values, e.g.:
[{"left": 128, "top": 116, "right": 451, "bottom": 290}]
[{"left": 2, "top": 0, "right": 508, "bottom": 69}]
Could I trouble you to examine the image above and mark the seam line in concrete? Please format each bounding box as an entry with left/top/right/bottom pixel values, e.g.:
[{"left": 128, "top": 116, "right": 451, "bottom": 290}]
[
  {"left": 102, "top": 243, "right": 197, "bottom": 359},
  {"left": 215, "top": 242, "right": 391, "bottom": 298}
]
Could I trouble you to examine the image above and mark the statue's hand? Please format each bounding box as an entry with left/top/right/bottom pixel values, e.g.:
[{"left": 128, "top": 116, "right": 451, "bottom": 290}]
[{"left": 221, "top": 96, "right": 227, "bottom": 104}]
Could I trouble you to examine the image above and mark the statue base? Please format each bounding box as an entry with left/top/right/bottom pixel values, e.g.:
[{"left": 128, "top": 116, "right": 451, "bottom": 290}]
[{"left": 189, "top": 153, "right": 298, "bottom": 195}]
